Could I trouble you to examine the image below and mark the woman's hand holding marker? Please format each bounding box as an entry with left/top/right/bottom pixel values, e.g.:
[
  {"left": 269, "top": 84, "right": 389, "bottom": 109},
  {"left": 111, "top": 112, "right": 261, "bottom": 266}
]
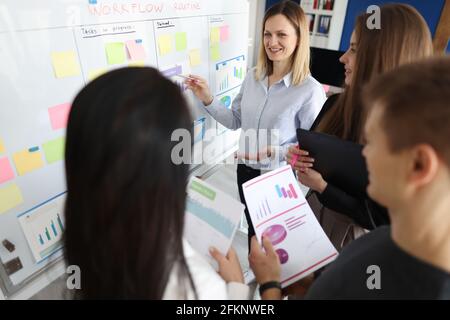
[{"left": 183, "top": 74, "right": 214, "bottom": 106}]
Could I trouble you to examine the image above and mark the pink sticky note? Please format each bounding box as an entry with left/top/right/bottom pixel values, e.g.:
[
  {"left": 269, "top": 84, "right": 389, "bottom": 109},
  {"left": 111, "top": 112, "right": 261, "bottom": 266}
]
[
  {"left": 220, "top": 26, "right": 229, "bottom": 42},
  {"left": 0, "top": 157, "right": 15, "bottom": 184},
  {"left": 322, "top": 84, "right": 330, "bottom": 93},
  {"left": 48, "top": 103, "right": 71, "bottom": 130},
  {"left": 126, "top": 39, "right": 146, "bottom": 61}
]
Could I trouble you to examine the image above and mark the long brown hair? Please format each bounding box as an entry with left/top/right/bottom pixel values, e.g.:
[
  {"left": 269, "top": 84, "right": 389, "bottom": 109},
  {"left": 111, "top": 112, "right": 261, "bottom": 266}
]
[
  {"left": 316, "top": 4, "right": 433, "bottom": 142},
  {"left": 255, "top": 0, "right": 310, "bottom": 85},
  {"left": 64, "top": 67, "right": 195, "bottom": 299}
]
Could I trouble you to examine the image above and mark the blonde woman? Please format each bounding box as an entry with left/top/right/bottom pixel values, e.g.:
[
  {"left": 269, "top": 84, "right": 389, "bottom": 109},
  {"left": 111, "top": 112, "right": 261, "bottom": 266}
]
[{"left": 186, "top": 1, "right": 326, "bottom": 244}]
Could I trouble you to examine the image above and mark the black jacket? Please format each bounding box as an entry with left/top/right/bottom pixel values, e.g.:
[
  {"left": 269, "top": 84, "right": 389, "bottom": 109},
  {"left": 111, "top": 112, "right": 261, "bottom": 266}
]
[{"left": 309, "top": 94, "right": 389, "bottom": 230}]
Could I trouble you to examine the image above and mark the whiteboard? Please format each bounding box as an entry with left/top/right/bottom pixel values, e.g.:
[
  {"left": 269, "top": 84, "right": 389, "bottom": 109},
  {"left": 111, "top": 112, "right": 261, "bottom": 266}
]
[{"left": 0, "top": 0, "right": 249, "bottom": 297}]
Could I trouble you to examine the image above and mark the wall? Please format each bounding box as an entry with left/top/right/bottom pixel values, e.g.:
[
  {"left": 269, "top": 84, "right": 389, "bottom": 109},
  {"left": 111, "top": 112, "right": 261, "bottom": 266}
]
[{"left": 339, "top": 0, "right": 446, "bottom": 50}]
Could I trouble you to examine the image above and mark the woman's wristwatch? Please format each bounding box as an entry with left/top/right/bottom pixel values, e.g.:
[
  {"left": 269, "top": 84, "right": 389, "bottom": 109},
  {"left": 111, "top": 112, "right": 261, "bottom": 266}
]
[{"left": 259, "top": 281, "right": 282, "bottom": 296}]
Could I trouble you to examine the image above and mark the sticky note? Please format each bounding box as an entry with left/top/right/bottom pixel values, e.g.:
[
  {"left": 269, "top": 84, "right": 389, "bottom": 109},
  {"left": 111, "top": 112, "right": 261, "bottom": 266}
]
[
  {"left": 88, "top": 68, "right": 107, "bottom": 81},
  {"left": 158, "top": 35, "right": 173, "bottom": 56},
  {"left": 128, "top": 61, "right": 145, "bottom": 67},
  {"left": 210, "top": 28, "right": 220, "bottom": 44},
  {"left": 48, "top": 103, "right": 71, "bottom": 130},
  {"left": 175, "top": 32, "right": 187, "bottom": 52},
  {"left": 189, "top": 49, "right": 202, "bottom": 67},
  {"left": 220, "top": 26, "right": 229, "bottom": 42},
  {"left": 105, "top": 42, "right": 126, "bottom": 65},
  {"left": 0, "top": 157, "right": 14, "bottom": 184},
  {"left": 13, "top": 148, "right": 44, "bottom": 176},
  {"left": 126, "top": 39, "right": 146, "bottom": 61},
  {"left": 0, "top": 183, "right": 23, "bottom": 215},
  {"left": 0, "top": 138, "right": 5, "bottom": 154},
  {"left": 210, "top": 45, "right": 221, "bottom": 61},
  {"left": 51, "top": 51, "right": 81, "bottom": 78},
  {"left": 43, "top": 137, "right": 65, "bottom": 164}
]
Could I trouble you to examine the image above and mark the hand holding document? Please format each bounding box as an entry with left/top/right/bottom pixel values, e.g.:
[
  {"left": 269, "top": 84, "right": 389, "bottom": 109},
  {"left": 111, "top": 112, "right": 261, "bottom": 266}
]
[
  {"left": 184, "top": 177, "right": 245, "bottom": 269},
  {"left": 243, "top": 165, "right": 338, "bottom": 288}
]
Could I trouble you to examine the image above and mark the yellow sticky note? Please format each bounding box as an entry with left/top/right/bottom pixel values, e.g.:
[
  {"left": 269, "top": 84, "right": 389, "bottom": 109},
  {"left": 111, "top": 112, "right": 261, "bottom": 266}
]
[
  {"left": 51, "top": 51, "right": 81, "bottom": 78},
  {"left": 189, "top": 49, "right": 202, "bottom": 67},
  {"left": 158, "top": 35, "right": 173, "bottom": 56},
  {"left": 128, "top": 61, "right": 146, "bottom": 67},
  {"left": 210, "top": 28, "right": 220, "bottom": 44},
  {"left": 13, "top": 147, "right": 45, "bottom": 176},
  {"left": 0, "top": 138, "right": 5, "bottom": 154},
  {"left": 88, "top": 68, "right": 107, "bottom": 81},
  {"left": 0, "top": 183, "right": 23, "bottom": 215},
  {"left": 210, "top": 45, "right": 221, "bottom": 61}
]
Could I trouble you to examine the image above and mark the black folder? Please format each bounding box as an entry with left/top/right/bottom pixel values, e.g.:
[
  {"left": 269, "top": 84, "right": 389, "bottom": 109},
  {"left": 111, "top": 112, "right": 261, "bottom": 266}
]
[{"left": 296, "top": 128, "right": 369, "bottom": 198}]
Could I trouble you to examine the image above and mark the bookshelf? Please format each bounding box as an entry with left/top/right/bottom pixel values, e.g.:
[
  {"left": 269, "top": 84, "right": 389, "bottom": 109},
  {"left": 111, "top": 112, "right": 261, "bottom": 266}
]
[{"left": 300, "top": 0, "right": 349, "bottom": 50}]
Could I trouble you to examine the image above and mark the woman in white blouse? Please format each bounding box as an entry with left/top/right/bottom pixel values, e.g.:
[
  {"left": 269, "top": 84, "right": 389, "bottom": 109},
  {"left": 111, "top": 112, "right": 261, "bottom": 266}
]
[{"left": 186, "top": 1, "right": 326, "bottom": 245}]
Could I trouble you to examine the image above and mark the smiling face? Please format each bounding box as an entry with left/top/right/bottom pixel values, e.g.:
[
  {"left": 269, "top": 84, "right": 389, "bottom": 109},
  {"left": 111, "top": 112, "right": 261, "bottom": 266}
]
[
  {"left": 264, "top": 14, "right": 299, "bottom": 64},
  {"left": 339, "top": 31, "right": 357, "bottom": 86}
]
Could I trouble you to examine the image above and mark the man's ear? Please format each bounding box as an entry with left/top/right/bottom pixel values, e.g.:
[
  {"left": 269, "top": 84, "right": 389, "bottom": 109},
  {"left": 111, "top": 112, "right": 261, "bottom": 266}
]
[{"left": 409, "top": 144, "right": 439, "bottom": 187}]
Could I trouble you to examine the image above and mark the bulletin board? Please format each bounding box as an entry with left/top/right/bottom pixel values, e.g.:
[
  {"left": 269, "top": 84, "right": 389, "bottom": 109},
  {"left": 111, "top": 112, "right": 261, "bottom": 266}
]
[{"left": 0, "top": 0, "right": 249, "bottom": 297}]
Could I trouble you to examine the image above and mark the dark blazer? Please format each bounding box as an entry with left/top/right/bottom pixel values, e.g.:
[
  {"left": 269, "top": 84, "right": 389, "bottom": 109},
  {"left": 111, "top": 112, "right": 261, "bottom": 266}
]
[{"left": 308, "top": 94, "right": 390, "bottom": 230}]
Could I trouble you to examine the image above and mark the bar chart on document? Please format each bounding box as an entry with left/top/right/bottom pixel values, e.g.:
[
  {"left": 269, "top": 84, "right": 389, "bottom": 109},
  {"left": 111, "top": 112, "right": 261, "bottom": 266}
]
[
  {"left": 184, "top": 177, "right": 244, "bottom": 266},
  {"left": 18, "top": 195, "right": 66, "bottom": 263},
  {"left": 215, "top": 55, "right": 246, "bottom": 95},
  {"left": 243, "top": 166, "right": 338, "bottom": 287}
]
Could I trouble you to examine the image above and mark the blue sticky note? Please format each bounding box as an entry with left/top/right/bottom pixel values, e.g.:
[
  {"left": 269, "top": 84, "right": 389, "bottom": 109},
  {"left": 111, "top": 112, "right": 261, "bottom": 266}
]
[{"left": 89, "top": 0, "right": 97, "bottom": 4}]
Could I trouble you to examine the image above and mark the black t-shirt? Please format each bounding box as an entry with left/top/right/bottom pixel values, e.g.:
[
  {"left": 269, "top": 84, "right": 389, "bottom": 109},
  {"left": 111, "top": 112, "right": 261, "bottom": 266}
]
[{"left": 305, "top": 226, "right": 450, "bottom": 299}]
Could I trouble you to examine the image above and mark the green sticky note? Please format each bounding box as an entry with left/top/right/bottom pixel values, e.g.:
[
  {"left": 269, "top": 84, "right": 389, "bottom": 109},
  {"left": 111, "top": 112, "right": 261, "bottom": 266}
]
[
  {"left": 105, "top": 42, "right": 126, "bottom": 65},
  {"left": 175, "top": 32, "right": 187, "bottom": 52},
  {"left": 43, "top": 137, "right": 65, "bottom": 164},
  {"left": 210, "top": 45, "right": 221, "bottom": 61}
]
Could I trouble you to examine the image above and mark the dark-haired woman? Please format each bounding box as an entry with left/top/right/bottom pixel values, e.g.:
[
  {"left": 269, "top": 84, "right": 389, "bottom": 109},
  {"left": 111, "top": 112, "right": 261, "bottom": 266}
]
[
  {"left": 286, "top": 4, "right": 434, "bottom": 250},
  {"left": 64, "top": 67, "right": 249, "bottom": 299}
]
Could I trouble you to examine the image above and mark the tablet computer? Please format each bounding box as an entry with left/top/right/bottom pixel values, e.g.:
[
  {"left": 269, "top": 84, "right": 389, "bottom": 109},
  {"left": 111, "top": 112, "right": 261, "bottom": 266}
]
[{"left": 296, "top": 128, "right": 369, "bottom": 198}]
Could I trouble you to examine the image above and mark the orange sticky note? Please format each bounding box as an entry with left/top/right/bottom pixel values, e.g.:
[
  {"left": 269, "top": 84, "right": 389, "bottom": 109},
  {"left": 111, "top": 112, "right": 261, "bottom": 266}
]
[
  {"left": 189, "top": 49, "right": 202, "bottom": 67},
  {"left": 13, "top": 147, "right": 45, "bottom": 176},
  {"left": 0, "top": 138, "right": 5, "bottom": 154},
  {"left": 0, "top": 157, "right": 14, "bottom": 184},
  {"left": 48, "top": 103, "right": 71, "bottom": 130}
]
